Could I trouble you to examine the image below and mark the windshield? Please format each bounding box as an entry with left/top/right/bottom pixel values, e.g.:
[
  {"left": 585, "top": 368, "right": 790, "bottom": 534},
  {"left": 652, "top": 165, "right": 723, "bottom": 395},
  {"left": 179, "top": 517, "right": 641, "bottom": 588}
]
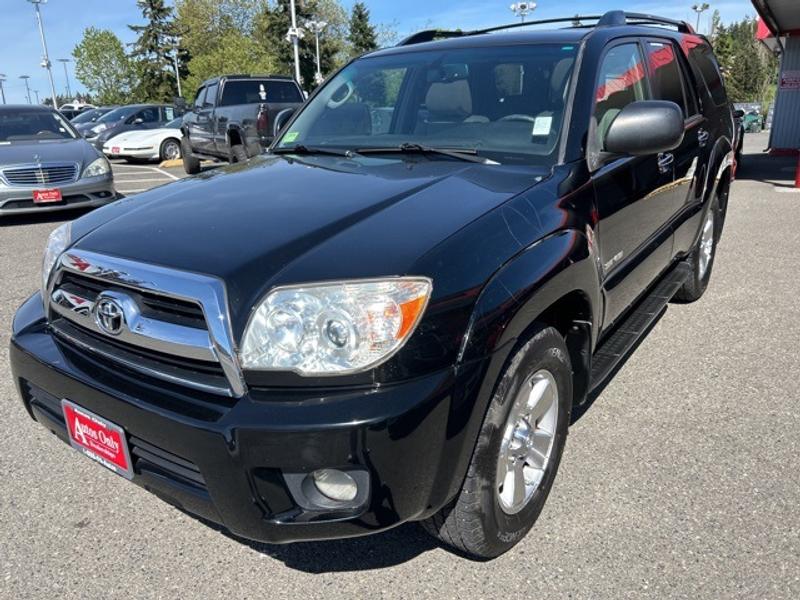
[
  {"left": 277, "top": 44, "right": 578, "bottom": 165},
  {"left": 0, "top": 110, "right": 78, "bottom": 142},
  {"left": 71, "top": 108, "right": 109, "bottom": 124},
  {"left": 97, "top": 106, "right": 138, "bottom": 124}
]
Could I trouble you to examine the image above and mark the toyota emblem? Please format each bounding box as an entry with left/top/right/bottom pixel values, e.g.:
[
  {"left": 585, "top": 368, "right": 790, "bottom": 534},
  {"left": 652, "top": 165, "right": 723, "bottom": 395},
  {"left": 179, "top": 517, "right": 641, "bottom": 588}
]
[{"left": 94, "top": 296, "right": 125, "bottom": 336}]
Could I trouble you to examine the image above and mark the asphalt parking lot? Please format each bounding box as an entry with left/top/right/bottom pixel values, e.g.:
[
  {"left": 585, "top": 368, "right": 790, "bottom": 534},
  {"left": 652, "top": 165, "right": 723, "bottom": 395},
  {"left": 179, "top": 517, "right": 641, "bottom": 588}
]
[
  {"left": 1, "top": 132, "right": 798, "bottom": 599},
  {"left": 109, "top": 158, "right": 185, "bottom": 196}
]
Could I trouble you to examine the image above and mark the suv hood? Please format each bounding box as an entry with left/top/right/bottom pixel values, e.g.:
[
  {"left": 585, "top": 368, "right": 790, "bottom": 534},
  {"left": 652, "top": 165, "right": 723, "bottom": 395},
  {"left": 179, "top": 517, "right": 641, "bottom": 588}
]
[{"left": 72, "top": 154, "right": 545, "bottom": 327}]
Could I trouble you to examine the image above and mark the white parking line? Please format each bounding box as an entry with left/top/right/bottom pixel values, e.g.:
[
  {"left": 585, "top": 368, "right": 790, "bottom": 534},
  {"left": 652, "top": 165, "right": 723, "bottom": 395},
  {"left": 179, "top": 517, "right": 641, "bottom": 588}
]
[{"left": 114, "top": 177, "right": 172, "bottom": 183}]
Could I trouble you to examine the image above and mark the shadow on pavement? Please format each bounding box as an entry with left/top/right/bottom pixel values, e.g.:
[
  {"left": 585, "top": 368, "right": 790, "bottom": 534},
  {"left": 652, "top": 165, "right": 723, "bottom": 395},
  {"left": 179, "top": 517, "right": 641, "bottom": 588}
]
[
  {"left": 735, "top": 137, "right": 797, "bottom": 186},
  {"left": 0, "top": 206, "right": 94, "bottom": 228}
]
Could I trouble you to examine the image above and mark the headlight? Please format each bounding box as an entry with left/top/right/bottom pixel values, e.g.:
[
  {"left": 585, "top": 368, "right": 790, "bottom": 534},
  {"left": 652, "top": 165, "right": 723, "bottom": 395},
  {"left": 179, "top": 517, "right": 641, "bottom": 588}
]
[
  {"left": 42, "top": 222, "right": 71, "bottom": 295},
  {"left": 240, "top": 277, "right": 432, "bottom": 375},
  {"left": 83, "top": 157, "right": 110, "bottom": 178}
]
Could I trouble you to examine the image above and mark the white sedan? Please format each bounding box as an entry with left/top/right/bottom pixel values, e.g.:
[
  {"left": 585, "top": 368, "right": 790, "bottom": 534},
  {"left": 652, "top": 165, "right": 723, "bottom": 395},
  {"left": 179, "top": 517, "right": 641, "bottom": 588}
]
[{"left": 103, "top": 118, "right": 184, "bottom": 163}]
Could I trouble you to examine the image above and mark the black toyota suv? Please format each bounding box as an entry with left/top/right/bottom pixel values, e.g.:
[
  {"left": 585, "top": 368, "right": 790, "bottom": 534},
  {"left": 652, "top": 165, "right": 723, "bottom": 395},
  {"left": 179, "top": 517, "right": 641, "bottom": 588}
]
[{"left": 10, "top": 12, "right": 734, "bottom": 559}]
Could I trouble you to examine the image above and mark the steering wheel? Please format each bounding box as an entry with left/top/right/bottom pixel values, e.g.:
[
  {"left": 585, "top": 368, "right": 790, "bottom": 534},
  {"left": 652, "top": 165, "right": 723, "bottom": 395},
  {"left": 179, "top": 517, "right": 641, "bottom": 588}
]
[
  {"left": 499, "top": 114, "right": 537, "bottom": 123},
  {"left": 326, "top": 81, "right": 355, "bottom": 109}
]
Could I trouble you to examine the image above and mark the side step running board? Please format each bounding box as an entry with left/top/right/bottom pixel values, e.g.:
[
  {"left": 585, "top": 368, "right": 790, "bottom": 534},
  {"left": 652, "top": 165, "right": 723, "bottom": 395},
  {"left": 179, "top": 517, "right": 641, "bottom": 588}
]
[{"left": 590, "top": 262, "right": 691, "bottom": 391}]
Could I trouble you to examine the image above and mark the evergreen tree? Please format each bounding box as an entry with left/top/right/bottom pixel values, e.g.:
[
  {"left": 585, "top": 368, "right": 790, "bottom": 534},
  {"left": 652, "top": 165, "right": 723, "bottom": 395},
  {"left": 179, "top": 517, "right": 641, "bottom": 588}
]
[
  {"left": 129, "top": 0, "right": 181, "bottom": 101},
  {"left": 348, "top": 2, "right": 378, "bottom": 56}
]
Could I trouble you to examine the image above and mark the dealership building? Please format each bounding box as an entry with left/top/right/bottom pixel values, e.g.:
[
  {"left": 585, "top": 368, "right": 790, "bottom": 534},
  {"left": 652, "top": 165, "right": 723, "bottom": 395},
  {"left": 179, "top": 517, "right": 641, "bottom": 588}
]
[{"left": 752, "top": 0, "right": 800, "bottom": 153}]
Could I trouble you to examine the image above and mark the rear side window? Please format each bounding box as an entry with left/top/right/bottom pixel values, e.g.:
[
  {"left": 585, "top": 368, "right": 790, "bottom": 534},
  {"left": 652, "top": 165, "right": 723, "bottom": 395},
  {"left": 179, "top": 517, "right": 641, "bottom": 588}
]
[
  {"left": 645, "top": 41, "right": 687, "bottom": 117},
  {"left": 594, "top": 43, "right": 649, "bottom": 149},
  {"left": 687, "top": 41, "right": 727, "bottom": 106},
  {"left": 220, "top": 80, "right": 302, "bottom": 106}
]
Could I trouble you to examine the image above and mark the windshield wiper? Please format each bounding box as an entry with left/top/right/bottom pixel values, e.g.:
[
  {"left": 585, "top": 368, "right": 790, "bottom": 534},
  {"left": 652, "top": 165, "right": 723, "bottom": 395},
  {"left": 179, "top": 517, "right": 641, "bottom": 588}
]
[
  {"left": 271, "top": 144, "right": 360, "bottom": 158},
  {"left": 356, "top": 143, "right": 494, "bottom": 164}
]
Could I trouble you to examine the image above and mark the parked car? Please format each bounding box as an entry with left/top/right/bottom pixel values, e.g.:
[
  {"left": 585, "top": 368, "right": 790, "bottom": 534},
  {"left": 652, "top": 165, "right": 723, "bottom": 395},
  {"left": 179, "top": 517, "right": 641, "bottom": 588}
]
[
  {"left": 102, "top": 117, "right": 184, "bottom": 163},
  {"left": 71, "top": 106, "right": 118, "bottom": 130},
  {"left": 84, "top": 104, "right": 177, "bottom": 151},
  {"left": 0, "top": 105, "right": 115, "bottom": 217},
  {"left": 180, "top": 74, "right": 304, "bottom": 174},
  {"left": 10, "top": 11, "right": 734, "bottom": 559},
  {"left": 58, "top": 103, "right": 96, "bottom": 121}
]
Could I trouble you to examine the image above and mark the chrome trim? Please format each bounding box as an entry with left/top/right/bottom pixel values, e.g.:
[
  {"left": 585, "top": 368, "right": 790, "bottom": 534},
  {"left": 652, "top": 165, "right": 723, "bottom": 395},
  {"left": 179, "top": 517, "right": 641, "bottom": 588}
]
[
  {"left": 49, "top": 249, "right": 247, "bottom": 397},
  {"left": 50, "top": 288, "right": 218, "bottom": 362},
  {"left": 1, "top": 162, "right": 79, "bottom": 187},
  {"left": 50, "top": 322, "right": 233, "bottom": 397}
]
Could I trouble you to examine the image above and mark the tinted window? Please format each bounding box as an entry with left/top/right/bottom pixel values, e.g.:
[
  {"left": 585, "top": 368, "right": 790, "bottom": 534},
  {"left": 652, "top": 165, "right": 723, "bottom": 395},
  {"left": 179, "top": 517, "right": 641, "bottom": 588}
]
[
  {"left": 594, "top": 43, "right": 648, "bottom": 149},
  {"left": 646, "top": 41, "right": 687, "bottom": 117},
  {"left": 163, "top": 106, "right": 175, "bottom": 120},
  {"left": 134, "top": 107, "right": 160, "bottom": 123},
  {"left": 219, "top": 80, "right": 302, "bottom": 106},
  {"left": 98, "top": 106, "right": 138, "bottom": 123},
  {"left": 0, "top": 110, "right": 78, "bottom": 142},
  {"left": 193, "top": 87, "right": 206, "bottom": 109},
  {"left": 204, "top": 83, "right": 218, "bottom": 107},
  {"left": 278, "top": 44, "right": 579, "bottom": 166},
  {"left": 71, "top": 108, "right": 103, "bottom": 124},
  {"left": 687, "top": 40, "right": 727, "bottom": 106}
]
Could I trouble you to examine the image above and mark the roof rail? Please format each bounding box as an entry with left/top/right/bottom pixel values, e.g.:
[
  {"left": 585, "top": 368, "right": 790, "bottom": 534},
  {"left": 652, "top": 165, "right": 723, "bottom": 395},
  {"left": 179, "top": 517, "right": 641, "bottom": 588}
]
[{"left": 396, "top": 10, "right": 694, "bottom": 46}]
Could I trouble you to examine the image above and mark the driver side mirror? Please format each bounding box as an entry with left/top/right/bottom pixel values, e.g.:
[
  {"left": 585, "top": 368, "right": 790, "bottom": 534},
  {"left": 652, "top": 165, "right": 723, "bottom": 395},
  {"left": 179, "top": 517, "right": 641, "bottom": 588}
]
[
  {"left": 604, "top": 101, "right": 684, "bottom": 156},
  {"left": 733, "top": 109, "right": 745, "bottom": 119},
  {"left": 273, "top": 108, "right": 296, "bottom": 136}
]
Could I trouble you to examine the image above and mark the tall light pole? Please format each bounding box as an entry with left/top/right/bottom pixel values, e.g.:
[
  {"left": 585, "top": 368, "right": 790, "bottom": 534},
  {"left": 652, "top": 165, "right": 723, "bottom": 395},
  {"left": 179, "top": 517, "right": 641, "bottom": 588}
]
[
  {"left": 57, "top": 58, "right": 71, "bottom": 99},
  {"left": 286, "top": 0, "right": 303, "bottom": 87},
  {"left": 691, "top": 3, "right": 710, "bottom": 32},
  {"left": 305, "top": 20, "right": 327, "bottom": 85},
  {"left": 20, "top": 75, "right": 32, "bottom": 104},
  {"left": 0, "top": 74, "right": 6, "bottom": 105},
  {"left": 510, "top": 2, "right": 536, "bottom": 22},
  {"left": 33, "top": 90, "right": 40, "bottom": 104},
  {"left": 170, "top": 37, "right": 182, "bottom": 98},
  {"left": 28, "top": 0, "right": 59, "bottom": 109}
]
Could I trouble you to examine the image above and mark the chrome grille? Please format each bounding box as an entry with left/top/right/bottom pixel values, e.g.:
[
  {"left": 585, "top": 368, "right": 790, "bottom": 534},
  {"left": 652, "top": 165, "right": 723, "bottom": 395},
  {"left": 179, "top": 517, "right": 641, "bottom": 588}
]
[
  {"left": 47, "top": 250, "right": 246, "bottom": 398},
  {"left": 3, "top": 163, "right": 78, "bottom": 186}
]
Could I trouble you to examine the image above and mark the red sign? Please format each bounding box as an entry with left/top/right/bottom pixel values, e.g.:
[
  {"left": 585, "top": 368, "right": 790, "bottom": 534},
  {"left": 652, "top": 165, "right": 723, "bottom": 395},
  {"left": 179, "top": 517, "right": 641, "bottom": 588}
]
[
  {"left": 62, "top": 400, "right": 134, "bottom": 479},
  {"left": 111, "top": 146, "right": 120, "bottom": 154},
  {"left": 32, "top": 188, "right": 62, "bottom": 204}
]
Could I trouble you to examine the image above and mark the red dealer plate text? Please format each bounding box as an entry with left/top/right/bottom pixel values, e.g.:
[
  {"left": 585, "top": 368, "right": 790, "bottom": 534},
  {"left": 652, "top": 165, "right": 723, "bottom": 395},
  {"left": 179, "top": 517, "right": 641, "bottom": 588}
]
[
  {"left": 62, "top": 399, "right": 134, "bottom": 479},
  {"left": 32, "top": 189, "right": 62, "bottom": 204}
]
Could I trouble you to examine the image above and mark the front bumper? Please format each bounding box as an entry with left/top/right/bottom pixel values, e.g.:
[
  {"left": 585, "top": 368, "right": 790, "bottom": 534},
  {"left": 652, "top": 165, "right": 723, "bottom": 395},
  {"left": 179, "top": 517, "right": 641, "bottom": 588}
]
[
  {"left": 103, "top": 146, "right": 158, "bottom": 161},
  {"left": 0, "top": 174, "right": 115, "bottom": 216},
  {"left": 10, "top": 293, "right": 487, "bottom": 544}
]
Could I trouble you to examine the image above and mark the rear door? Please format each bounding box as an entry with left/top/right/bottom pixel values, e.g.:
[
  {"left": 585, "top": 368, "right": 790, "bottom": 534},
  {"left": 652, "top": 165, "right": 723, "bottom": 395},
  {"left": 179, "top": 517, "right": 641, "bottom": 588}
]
[
  {"left": 591, "top": 40, "right": 677, "bottom": 328},
  {"left": 643, "top": 38, "right": 710, "bottom": 257}
]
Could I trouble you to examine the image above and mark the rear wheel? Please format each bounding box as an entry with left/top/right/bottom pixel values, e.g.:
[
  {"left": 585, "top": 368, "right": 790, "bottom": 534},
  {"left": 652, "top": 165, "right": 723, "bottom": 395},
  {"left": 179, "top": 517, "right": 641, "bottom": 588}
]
[
  {"left": 673, "top": 196, "right": 719, "bottom": 303},
  {"left": 421, "top": 325, "right": 571, "bottom": 558},
  {"left": 181, "top": 138, "right": 201, "bottom": 175},
  {"left": 230, "top": 144, "right": 248, "bottom": 164},
  {"left": 159, "top": 138, "right": 182, "bottom": 162}
]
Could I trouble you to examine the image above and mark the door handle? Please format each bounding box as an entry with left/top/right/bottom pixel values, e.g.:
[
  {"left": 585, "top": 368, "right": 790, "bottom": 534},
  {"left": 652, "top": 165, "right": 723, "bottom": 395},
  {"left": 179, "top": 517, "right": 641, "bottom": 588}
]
[
  {"left": 657, "top": 152, "right": 675, "bottom": 174},
  {"left": 698, "top": 129, "right": 710, "bottom": 147}
]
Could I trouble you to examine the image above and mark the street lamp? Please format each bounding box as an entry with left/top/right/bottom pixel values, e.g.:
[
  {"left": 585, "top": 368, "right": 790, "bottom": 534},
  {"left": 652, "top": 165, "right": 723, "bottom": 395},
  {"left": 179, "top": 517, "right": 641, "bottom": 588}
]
[
  {"left": 33, "top": 89, "right": 40, "bottom": 104},
  {"left": 20, "top": 75, "right": 32, "bottom": 104},
  {"left": 305, "top": 19, "right": 328, "bottom": 85},
  {"left": 691, "top": 3, "right": 710, "bottom": 32},
  {"left": 57, "top": 58, "right": 71, "bottom": 100},
  {"left": 169, "top": 37, "right": 182, "bottom": 98},
  {"left": 286, "top": 0, "right": 304, "bottom": 87},
  {"left": 28, "top": 0, "right": 59, "bottom": 109},
  {"left": 510, "top": 2, "right": 536, "bottom": 22},
  {"left": 0, "top": 74, "right": 6, "bottom": 105}
]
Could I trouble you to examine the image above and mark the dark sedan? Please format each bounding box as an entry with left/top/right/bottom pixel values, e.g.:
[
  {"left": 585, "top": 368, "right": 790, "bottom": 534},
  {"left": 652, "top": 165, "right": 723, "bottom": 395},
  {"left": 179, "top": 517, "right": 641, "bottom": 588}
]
[
  {"left": 83, "top": 104, "right": 177, "bottom": 150},
  {"left": 0, "top": 105, "right": 116, "bottom": 217},
  {"left": 71, "top": 106, "right": 118, "bottom": 135}
]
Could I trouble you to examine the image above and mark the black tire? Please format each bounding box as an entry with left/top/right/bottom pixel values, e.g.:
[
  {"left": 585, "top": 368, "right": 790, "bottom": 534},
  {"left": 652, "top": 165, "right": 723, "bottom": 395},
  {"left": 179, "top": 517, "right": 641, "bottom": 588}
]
[
  {"left": 673, "top": 195, "right": 720, "bottom": 303},
  {"left": 159, "top": 138, "right": 182, "bottom": 162},
  {"left": 421, "top": 325, "right": 572, "bottom": 559},
  {"left": 181, "top": 138, "right": 201, "bottom": 175},
  {"left": 230, "top": 144, "right": 248, "bottom": 164}
]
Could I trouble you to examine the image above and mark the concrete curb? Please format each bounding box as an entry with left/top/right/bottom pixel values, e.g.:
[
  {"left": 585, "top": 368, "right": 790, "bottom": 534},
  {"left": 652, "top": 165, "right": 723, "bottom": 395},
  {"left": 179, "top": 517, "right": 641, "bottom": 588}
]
[{"left": 159, "top": 159, "right": 183, "bottom": 169}]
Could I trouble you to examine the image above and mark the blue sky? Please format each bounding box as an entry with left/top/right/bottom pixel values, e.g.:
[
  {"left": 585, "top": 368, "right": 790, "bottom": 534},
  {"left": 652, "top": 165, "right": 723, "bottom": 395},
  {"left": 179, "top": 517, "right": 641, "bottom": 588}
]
[{"left": 0, "top": 0, "right": 757, "bottom": 104}]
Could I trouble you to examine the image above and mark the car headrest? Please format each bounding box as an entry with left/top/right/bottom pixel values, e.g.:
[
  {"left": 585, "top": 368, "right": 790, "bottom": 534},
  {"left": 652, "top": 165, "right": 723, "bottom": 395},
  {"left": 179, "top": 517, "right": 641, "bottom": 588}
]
[{"left": 425, "top": 79, "right": 472, "bottom": 117}]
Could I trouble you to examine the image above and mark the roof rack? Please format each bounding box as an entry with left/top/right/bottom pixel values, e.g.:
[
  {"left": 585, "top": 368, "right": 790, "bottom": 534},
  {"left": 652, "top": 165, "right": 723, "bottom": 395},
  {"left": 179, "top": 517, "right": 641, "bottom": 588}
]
[{"left": 396, "top": 10, "right": 694, "bottom": 47}]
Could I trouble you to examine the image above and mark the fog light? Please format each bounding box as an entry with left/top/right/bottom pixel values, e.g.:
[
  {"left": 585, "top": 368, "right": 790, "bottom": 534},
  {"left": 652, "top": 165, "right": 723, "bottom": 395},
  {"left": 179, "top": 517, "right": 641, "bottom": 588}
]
[{"left": 312, "top": 469, "right": 358, "bottom": 502}]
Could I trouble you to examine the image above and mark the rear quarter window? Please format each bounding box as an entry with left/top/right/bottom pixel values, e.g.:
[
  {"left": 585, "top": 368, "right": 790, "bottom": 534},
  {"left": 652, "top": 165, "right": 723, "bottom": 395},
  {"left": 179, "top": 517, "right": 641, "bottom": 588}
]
[
  {"left": 220, "top": 80, "right": 302, "bottom": 106},
  {"left": 686, "top": 40, "right": 728, "bottom": 106}
]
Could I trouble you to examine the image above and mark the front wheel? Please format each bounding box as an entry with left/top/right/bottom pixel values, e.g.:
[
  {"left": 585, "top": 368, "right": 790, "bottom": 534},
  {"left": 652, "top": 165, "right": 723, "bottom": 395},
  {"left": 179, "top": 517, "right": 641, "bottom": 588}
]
[
  {"left": 421, "top": 325, "right": 572, "bottom": 558},
  {"left": 181, "top": 138, "right": 201, "bottom": 175}
]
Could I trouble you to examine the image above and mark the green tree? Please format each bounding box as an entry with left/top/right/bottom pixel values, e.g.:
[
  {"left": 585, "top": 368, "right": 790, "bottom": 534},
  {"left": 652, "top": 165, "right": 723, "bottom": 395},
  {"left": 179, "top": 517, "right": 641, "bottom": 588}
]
[
  {"left": 129, "top": 0, "right": 181, "bottom": 101},
  {"left": 254, "top": 0, "right": 318, "bottom": 88},
  {"left": 348, "top": 2, "right": 378, "bottom": 56},
  {"left": 184, "top": 34, "right": 276, "bottom": 95},
  {"left": 72, "top": 27, "right": 137, "bottom": 104},
  {"left": 175, "top": 0, "right": 266, "bottom": 58}
]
